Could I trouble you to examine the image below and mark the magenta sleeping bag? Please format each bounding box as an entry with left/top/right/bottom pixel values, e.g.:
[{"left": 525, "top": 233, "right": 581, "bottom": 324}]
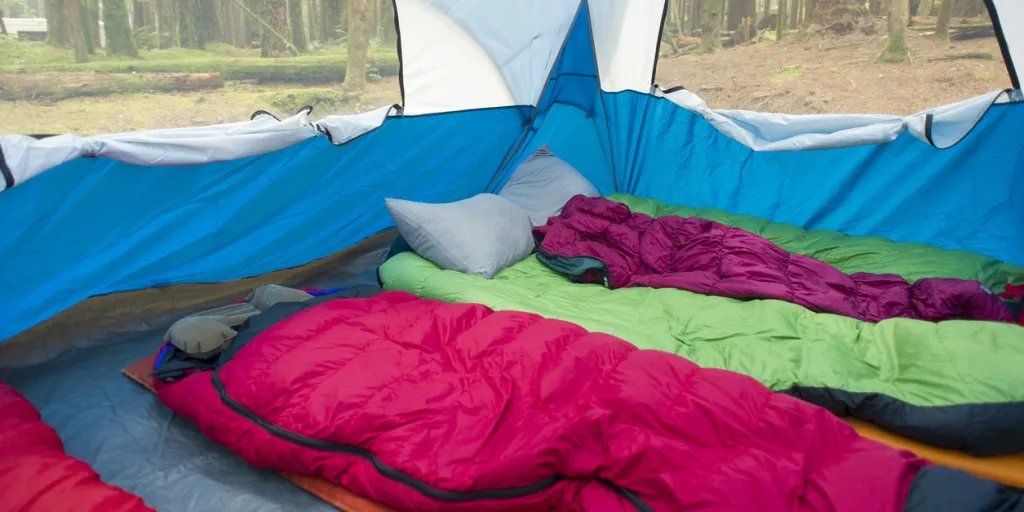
[
  {"left": 150, "top": 291, "right": 1024, "bottom": 511},
  {"left": 534, "top": 196, "right": 1013, "bottom": 324}
]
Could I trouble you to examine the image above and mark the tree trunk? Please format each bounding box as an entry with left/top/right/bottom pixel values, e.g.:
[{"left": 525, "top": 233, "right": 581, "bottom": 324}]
[
  {"left": 105, "top": 0, "right": 141, "bottom": 56},
  {"left": 65, "top": 0, "right": 89, "bottom": 62},
  {"left": 133, "top": 0, "right": 144, "bottom": 27},
  {"left": 0, "top": 12, "right": 6, "bottom": 36},
  {"left": 952, "top": 0, "right": 981, "bottom": 17},
  {"left": 762, "top": 0, "right": 770, "bottom": 24},
  {"left": 221, "top": 0, "right": 236, "bottom": 44},
  {"left": 45, "top": 0, "right": 70, "bottom": 46},
  {"left": 345, "top": 0, "right": 368, "bottom": 89},
  {"left": 691, "top": 0, "right": 704, "bottom": 33},
  {"left": 776, "top": 0, "right": 786, "bottom": 40},
  {"left": 241, "top": 0, "right": 254, "bottom": 47},
  {"left": 84, "top": 0, "right": 100, "bottom": 53},
  {"left": 178, "top": 0, "right": 202, "bottom": 48},
  {"left": 288, "top": 0, "right": 307, "bottom": 51},
  {"left": 259, "top": 0, "right": 289, "bottom": 57},
  {"left": 680, "top": 0, "right": 689, "bottom": 35},
  {"left": 727, "top": 0, "right": 751, "bottom": 30},
  {"left": 789, "top": 0, "right": 799, "bottom": 29},
  {"left": 936, "top": 0, "right": 954, "bottom": 40},
  {"left": 200, "top": 0, "right": 220, "bottom": 43},
  {"left": 155, "top": 0, "right": 174, "bottom": 47},
  {"left": 324, "top": 0, "right": 340, "bottom": 38},
  {"left": 306, "top": 0, "right": 316, "bottom": 42},
  {"left": 879, "top": 0, "right": 909, "bottom": 62}
]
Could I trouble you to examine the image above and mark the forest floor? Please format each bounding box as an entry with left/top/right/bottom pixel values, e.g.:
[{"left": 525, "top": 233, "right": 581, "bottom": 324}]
[
  {"left": 0, "top": 18, "right": 1012, "bottom": 135},
  {"left": 655, "top": 21, "right": 1011, "bottom": 115}
]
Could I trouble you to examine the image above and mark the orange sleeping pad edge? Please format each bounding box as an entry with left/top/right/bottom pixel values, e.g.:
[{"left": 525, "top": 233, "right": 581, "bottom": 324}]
[{"left": 843, "top": 418, "right": 1024, "bottom": 488}]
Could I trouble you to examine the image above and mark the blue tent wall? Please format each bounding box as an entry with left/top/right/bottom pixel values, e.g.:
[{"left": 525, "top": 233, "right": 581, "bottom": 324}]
[
  {"left": 602, "top": 91, "right": 1024, "bottom": 266},
  {"left": 0, "top": 107, "right": 529, "bottom": 342}
]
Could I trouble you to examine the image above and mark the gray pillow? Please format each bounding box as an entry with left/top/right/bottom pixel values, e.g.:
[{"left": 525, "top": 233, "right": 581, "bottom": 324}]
[
  {"left": 499, "top": 144, "right": 599, "bottom": 226},
  {"left": 385, "top": 194, "right": 534, "bottom": 278}
]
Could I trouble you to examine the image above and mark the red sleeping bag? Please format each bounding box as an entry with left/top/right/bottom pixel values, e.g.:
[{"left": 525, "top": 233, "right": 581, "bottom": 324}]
[
  {"left": 0, "top": 383, "right": 153, "bottom": 512},
  {"left": 156, "top": 291, "right": 938, "bottom": 511}
]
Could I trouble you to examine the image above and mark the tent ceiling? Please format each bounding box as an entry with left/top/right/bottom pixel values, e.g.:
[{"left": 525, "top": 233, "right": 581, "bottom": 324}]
[{"left": 393, "top": 0, "right": 669, "bottom": 115}]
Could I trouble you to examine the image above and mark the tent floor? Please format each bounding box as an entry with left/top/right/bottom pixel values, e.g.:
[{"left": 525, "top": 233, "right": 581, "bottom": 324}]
[
  {"left": 123, "top": 355, "right": 394, "bottom": 512},
  {"left": 0, "top": 233, "right": 394, "bottom": 512}
]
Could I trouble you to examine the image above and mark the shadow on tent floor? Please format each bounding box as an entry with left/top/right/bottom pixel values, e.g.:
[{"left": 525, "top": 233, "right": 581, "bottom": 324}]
[{"left": 0, "top": 233, "right": 395, "bottom": 512}]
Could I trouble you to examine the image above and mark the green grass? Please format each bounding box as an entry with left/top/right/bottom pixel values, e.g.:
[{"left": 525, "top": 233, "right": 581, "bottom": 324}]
[{"left": 0, "top": 36, "right": 399, "bottom": 83}]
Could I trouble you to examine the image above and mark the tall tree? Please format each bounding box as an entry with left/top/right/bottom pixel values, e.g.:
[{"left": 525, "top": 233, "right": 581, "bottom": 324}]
[
  {"left": 105, "top": 0, "right": 141, "bottom": 56},
  {"left": 775, "top": 0, "right": 786, "bottom": 41},
  {"left": 259, "top": 0, "right": 289, "bottom": 57},
  {"left": 323, "top": 0, "right": 341, "bottom": 39},
  {"left": 288, "top": 0, "right": 307, "bottom": 51},
  {"left": 83, "top": 0, "right": 99, "bottom": 53},
  {"left": 690, "top": 0, "right": 704, "bottom": 34},
  {"left": 952, "top": 0, "right": 981, "bottom": 17},
  {"left": 198, "top": 0, "right": 220, "bottom": 43},
  {"left": 679, "top": 0, "right": 689, "bottom": 35},
  {"left": 178, "top": 0, "right": 203, "bottom": 48},
  {"left": 762, "top": 0, "right": 770, "bottom": 25},
  {"left": 0, "top": 10, "right": 7, "bottom": 36},
  {"left": 879, "top": 0, "right": 909, "bottom": 62},
  {"left": 727, "top": 0, "right": 755, "bottom": 30},
  {"left": 241, "top": 0, "right": 254, "bottom": 47},
  {"left": 345, "top": 0, "right": 368, "bottom": 89},
  {"left": 65, "top": 0, "right": 88, "bottom": 62},
  {"left": 789, "top": 0, "right": 799, "bottom": 29},
  {"left": 156, "top": 0, "right": 177, "bottom": 47},
  {"left": 307, "top": 0, "right": 318, "bottom": 42},
  {"left": 936, "top": 0, "right": 954, "bottom": 40},
  {"left": 44, "top": 0, "right": 70, "bottom": 46}
]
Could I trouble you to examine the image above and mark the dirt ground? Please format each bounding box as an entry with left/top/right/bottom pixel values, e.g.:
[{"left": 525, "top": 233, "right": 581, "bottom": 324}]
[
  {"left": 655, "top": 26, "right": 1011, "bottom": 115},
  {"left": 0, "top": 22, "right": 1012, "bottom": 134}
]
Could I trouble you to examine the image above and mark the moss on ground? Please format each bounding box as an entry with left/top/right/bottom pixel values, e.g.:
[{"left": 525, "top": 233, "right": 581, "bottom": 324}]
[{"left": 877, "top": 33, "right": 911, "bottom": 63}]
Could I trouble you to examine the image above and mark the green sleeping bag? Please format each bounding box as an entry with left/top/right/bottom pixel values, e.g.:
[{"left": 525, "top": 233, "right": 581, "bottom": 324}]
[{"left": 379, "top": 194, "right": 1024, "bottom": 456}]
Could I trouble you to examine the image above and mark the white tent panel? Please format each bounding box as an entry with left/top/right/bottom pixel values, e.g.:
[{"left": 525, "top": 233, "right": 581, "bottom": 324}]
[
  {"left": 658, "top": 87, "right": 1010, "bottom": 151},
  {"left": 0, "top": 111, "right": 323, "bottom": 191},
  {"left": 395, "top": 0, "right": 580, "bottom": 114},
  {"left": 589, "top": 0, "right": 666, "bottom": 93},
  {"left": 991, "top": 0, "right": 1022, "bottom": 87}
]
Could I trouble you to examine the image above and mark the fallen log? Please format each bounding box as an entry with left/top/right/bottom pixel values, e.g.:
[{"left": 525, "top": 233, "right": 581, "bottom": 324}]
[{"left": 0, "top": 72, "right": 225, "bottom": 102}]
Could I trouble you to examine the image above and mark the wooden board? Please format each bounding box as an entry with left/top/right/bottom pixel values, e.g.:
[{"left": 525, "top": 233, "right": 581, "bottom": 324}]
[{"left": 122, "top": 356, "right": 394, "bottom": 512}]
